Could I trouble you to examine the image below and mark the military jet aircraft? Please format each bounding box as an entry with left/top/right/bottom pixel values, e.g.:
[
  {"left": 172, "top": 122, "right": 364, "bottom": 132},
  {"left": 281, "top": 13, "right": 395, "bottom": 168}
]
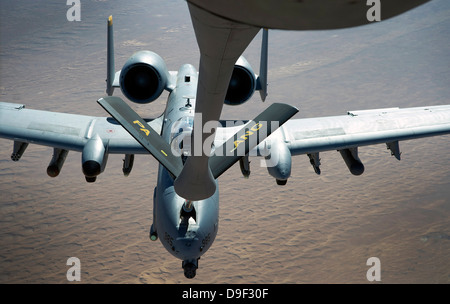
[{"left": 1, "top": 1, "right": 449, "bottom": 278}]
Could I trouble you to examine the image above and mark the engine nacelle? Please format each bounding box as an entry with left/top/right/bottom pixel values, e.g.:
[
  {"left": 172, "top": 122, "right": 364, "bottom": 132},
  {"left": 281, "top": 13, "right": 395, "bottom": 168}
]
[
  {"left": 82, "top": 135, "right": 108, "bottom": 182},
  {"left": 225, "top": 56, "right": 257, "bottom": 106},
  {"left": 265, "top": 140, "right": 292, "bottom": 185},
  {"left": 119, "top": 51, "right": 169, "bottom": 104}
]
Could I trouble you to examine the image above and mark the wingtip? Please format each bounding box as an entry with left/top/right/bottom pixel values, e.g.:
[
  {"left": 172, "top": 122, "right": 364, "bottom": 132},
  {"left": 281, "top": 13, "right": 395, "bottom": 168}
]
[{"left": 108, "top": 15, "right": 113, "bottom": 26}]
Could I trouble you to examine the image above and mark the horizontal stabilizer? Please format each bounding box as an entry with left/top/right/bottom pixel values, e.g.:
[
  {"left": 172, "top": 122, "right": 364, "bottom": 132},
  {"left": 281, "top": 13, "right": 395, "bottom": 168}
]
[
  {"left": 209, "top": 102, "right": 298, "bottom": 179},
  {"left": 97, "top": 96, "right": 183, "bottom": 177}
]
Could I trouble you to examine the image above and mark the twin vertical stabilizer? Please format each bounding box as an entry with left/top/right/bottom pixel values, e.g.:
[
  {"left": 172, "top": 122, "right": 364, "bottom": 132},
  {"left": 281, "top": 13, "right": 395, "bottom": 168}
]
[
  {"left": 106, "top": 15, "right": 115, "bottom": 96},
  {"left": 258, "top": 29, "right": 268, "bottom": 102}
]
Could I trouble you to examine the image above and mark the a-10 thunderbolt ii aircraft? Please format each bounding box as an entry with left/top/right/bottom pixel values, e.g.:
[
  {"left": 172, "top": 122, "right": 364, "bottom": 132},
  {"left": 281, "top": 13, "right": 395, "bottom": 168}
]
[{"left": 1, "top": 0, "right": 450, "bottom": 278}]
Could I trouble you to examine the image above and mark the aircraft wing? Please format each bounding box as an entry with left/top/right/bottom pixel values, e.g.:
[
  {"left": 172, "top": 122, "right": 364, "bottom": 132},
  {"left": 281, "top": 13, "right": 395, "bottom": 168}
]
[
  {"left": 214, "top": 105, "right": 450, "bottom": 180},
  {"left": 0, "top": 102, "right": 164, "bottom": 154},
  {"left": 282, "top": 105, "right": 450, "bottom": 155},
  {"left": 0, "top": 102, "right": 160, "bottom": 180}
]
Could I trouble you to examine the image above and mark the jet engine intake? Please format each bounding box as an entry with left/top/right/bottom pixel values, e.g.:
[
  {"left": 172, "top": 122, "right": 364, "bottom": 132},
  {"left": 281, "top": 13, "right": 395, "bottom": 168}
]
[
  {"left": 224, "top": 56, "right": 257, "bottom": 106},
  {"left": 119, "top": 51, "right": 169, "bottom": 104},
  {"left": 82, "top": 135, "right": 108, "bottom": 182}
]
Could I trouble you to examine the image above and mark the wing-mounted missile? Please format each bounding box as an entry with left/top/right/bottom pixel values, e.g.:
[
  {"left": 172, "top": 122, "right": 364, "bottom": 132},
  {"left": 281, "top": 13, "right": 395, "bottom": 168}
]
[
  {"left": 47, "top": 148, "right": 69, "bottom": 177},
  {"left": 82, "top": 134, "right": 108, "bottom": 182},
  {"left": 239, "top": 155, "right": 251, "bottom": 178},
  {"left": 11, "top": 141, "right": 29, "bottom": 162},
  {"left": 264, "top": 139, "right": 292, "bottom": 185},
  {"left": 339, "top": 147, "right": 364, "bottom": 176},
  {"left": 307, "top": 152, "right": 321, "bottom": 175},
  {"left": 122, "top": 154, "right": 134, "bottom": 176}
]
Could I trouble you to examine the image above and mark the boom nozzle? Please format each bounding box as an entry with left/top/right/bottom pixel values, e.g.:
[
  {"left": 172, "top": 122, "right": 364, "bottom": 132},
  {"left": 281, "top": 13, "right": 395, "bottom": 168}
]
[{"left": 174, "top": 156, "right": 216, "bottom": 200}]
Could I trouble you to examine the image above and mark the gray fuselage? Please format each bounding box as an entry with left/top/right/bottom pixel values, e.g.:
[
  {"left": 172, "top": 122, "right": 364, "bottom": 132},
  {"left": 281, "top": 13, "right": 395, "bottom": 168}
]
[{"left": 152, "top": 64, "right": 219, "bottom": 275}]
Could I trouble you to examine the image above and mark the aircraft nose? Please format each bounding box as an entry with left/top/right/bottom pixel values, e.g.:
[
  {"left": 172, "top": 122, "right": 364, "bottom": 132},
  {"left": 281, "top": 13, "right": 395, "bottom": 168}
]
[{"left": 175, "top": 236, "right": 203, "bottom": 259}]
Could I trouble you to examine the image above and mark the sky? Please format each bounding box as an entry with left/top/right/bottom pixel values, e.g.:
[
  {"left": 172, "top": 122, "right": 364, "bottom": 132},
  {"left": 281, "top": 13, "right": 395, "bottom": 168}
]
[{"left": 0, "top": 0, "right": 449, "bottom": 283}]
